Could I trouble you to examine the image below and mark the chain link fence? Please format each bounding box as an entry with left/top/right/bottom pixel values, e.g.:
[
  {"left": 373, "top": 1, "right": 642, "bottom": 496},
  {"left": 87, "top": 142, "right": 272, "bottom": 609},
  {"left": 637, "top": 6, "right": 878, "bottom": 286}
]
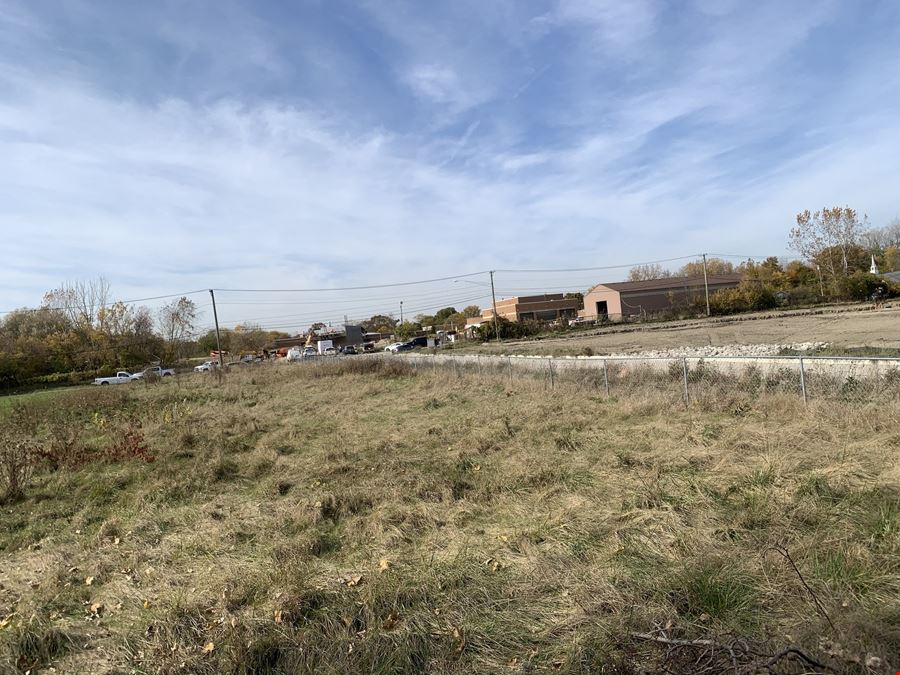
[{"left": 392, "top": 352, "right": 900, "bottom": 405}]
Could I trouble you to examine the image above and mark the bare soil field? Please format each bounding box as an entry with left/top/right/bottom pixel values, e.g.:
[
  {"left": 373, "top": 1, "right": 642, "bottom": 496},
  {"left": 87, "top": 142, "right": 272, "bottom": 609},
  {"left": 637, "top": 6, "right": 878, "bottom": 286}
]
[
  {"left": 460, "top": 303, "right": 900, "bottom": 357},
  {"left": 1, "top": 360, "right": 897, "bottom": 673}
]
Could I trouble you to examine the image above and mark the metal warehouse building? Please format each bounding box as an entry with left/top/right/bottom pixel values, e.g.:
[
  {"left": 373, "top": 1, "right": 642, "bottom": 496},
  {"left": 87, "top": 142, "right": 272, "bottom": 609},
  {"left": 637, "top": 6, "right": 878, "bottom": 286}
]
[{"left": 579, "top": 274, "right": 743, "bottom": 320}]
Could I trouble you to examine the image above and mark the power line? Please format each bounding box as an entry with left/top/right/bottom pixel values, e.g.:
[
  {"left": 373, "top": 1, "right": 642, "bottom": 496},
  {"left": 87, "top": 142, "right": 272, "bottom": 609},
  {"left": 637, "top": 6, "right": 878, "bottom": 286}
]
[
  {"left": 0, "top": 289, "right": 208, "bottom": 316},
  {"left": 494, "top": 255, "right": 699, "bottom": 274},
  {"left": 212, "top": 270, "right": 490, "bottom": 293}
]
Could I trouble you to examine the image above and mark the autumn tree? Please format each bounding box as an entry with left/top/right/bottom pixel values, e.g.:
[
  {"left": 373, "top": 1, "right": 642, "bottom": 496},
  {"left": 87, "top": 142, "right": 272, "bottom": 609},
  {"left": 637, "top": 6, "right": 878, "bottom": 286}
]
[
  {"left": 394, "top": 321, "right": 420, "bottom": 339},
  {"left": 433, "top": 307, "right": 458, "bottom": 325},
  {"left": 157, "top": 297, "right": 197, "bottom": 361},
  {"left": 627, "top": 263, "right": 671, "bottom": 281},
  {"left": 361, "top": 315, "right": 395, "bottom": 333},
  {"left": 462, "top": 305, "right": 482, "bottom": 318},
  {"left": 563, "top": 292, "right": 584, "bottom": 310},
  {"left": 790, "top": 206, "right": 868, "bottom": 282},
  {"left": 677, "top": 258, "right": 734, "bottom": 277}
]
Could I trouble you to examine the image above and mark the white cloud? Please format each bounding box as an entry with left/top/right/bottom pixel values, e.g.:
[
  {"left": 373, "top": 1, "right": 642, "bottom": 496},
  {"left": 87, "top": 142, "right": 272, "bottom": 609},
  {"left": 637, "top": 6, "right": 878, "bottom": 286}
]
[{"left": 3, "top": 0, "right": 900, "bottom": 330}]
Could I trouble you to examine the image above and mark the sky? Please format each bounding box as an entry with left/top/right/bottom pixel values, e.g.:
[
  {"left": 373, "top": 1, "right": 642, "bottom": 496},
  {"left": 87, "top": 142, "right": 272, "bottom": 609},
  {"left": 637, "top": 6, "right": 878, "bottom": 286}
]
[{"left": 2, "top": 0, "right": 900, "bottom": 332}]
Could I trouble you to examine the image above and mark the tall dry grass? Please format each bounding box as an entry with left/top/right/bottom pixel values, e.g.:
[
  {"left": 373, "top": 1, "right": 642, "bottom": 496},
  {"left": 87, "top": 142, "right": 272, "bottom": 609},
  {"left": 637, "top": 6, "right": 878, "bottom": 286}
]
[{"left": 0, "top": 359, "right": 897, "bottom": 673}]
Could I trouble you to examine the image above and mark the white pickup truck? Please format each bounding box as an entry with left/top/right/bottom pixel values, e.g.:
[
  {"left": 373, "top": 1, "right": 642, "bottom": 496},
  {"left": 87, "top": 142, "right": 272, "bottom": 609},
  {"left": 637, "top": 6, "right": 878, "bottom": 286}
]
[
  {"left": 93, "top": 371, "right": 134, "bottom": 385},
  {"left": 130, "top": 366, "right": 175, "bottom": 380}
]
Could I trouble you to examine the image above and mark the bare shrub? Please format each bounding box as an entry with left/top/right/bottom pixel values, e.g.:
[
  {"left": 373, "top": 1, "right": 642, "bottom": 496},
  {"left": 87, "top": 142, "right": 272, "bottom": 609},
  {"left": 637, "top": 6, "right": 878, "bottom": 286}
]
[{"left": 0, "top": 435, "right": 37, "bottom": 502}]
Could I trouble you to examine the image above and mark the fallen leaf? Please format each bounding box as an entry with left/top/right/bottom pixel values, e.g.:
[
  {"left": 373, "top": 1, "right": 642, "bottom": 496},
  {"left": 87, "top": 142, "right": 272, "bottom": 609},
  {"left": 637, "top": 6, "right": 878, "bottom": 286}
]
[
  {"left": 346, "top": 575, "right": 363, "bottom": 587},
  {"left": 378, "top": 559, "right": 391, "bottom": 572},
  {"left": 143, "top": 599, "right": 151, "bottom": 609},
  {"left": 90, "top": 602, "right": 104, "bottom": 616},
  {"left": 202, "top": 642, "right": 215, "bottom": 654},
  {"left": 382, "top": 612, "right": 400, "bottom": 630},
  {"left": 113, "top": 537, "right": 121, "bottom": 546},
  {"left": 274, "top": 610, "right": 283, "bottom": 625},
  {"left": 85, "top": 576, "right": 95, "bottom": 586}
]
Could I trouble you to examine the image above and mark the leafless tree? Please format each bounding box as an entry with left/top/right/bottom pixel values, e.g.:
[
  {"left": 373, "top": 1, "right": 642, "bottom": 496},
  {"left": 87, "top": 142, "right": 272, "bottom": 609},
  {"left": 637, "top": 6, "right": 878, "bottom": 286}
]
[
  {"left": 627, "top": 263, "right": 672, "bottom": 281},
  {"left": 42, "top": 277, "right": 111, "bottom": 329},
  {"left": 861, "top": 217, "right": 900, "bottom": 250},
  {"left": 157, "top": 297, "right": 197, "bottom": 360}
]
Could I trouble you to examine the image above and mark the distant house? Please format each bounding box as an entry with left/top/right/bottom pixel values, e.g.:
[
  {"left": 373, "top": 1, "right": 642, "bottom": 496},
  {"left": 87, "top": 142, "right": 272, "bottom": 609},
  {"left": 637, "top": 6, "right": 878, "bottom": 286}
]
[
  {"left": 481, "top": 293, "right": 581, "bottom": 323},
  {"left": 579, "top": 274, "right": 743, "bottom": 321}
]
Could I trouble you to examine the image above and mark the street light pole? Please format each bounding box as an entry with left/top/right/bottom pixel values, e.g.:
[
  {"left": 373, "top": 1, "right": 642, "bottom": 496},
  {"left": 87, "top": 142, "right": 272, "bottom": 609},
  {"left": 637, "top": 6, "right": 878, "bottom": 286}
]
[{"left": 400, "top": 300, "right": 403, "bottom": 323}]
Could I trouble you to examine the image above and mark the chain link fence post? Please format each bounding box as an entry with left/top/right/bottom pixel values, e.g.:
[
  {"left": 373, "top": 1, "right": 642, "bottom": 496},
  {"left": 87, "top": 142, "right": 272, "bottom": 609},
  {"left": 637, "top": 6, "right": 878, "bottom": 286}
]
[
  {"left": 603, "top": 359, "right": 610, "bottom": 398},
  {"left": 681, "top": 357, "right": 689, "bottom": 406},
  {"left": 798, "top": 356, "right": 807, "bottom": 405}
]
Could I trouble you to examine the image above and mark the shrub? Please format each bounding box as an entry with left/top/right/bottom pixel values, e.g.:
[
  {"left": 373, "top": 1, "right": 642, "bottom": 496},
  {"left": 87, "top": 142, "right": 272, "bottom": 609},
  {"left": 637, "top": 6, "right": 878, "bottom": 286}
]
[
  {"left": 0, "top": 436, "right": 37, "bottom": 502},
  {"left": 708, "top": 282, "right": 778, "bottom": 315},
  {"left": 836, "top": 271, "right": 890, "bottom": 301},
  {"left": 476, "top": 317, "right": 542, "bottom": 341}
]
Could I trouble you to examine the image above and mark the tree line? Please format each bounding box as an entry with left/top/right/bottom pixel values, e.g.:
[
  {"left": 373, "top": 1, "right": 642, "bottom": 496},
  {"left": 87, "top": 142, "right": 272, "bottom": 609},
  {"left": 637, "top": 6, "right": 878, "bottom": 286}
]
[
  {"left": 0, "top": 279, "right": 289, "bottom": 389},
  {"left": 628, "top": 207, "right": 899, "bottom": 314}
]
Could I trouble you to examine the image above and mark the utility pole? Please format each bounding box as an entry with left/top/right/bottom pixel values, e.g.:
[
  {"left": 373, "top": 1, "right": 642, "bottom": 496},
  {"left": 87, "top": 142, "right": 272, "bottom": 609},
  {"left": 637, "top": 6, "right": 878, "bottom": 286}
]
[
  {"left": 209, "top": 289, "right": 224, "bottom": 369},
  {"left": 400, "top": 300, "right": 404, "bottom": 323},
  {"left": 701, "top": 253, "right": 710, "bottom": 317},
  {"left": 489, "top": 270, "right": 501, "bottom": 343}
]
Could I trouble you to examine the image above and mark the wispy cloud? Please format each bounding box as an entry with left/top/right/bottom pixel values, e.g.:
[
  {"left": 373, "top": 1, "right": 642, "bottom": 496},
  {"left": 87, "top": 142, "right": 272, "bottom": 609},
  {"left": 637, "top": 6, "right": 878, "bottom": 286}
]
[{"left": 2, "top": 0, "right": 900, "bottom": 328}]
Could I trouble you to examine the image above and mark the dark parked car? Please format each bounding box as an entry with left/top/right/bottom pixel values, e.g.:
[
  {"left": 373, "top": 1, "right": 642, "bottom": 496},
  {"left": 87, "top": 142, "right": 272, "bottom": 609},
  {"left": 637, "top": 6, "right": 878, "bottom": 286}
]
[
  {"left": 341, "top": 345, "right": 358, "bottom": 355},
  {"left": 406, "top": 336, "right": 428, "bottom": 348},
  {"left": 394, "top": 342, "right": 415, "bottom": 352}
]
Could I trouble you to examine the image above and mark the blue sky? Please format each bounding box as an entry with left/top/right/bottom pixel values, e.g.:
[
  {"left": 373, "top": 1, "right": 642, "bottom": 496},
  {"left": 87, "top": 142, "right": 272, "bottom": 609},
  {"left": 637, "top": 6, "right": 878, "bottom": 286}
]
[{"left": 2, "top": 0, "right": 900, "bottom": 330}]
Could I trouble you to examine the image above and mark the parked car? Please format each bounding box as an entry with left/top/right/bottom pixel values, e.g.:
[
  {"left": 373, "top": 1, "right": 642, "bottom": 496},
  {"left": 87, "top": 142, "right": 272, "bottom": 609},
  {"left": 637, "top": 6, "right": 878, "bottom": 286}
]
[
  {"left": 407, "top": 336, "right": 428, "bottom": 348},
  {"left": 93, "top": 371, "right": 134, "bottom": 385},
  {"left": 340, "top": 345, "right": 357, "bottom": 355},
  {"left": 194, "top": 361, "right": 217, "bottom": 372},
  {"left": 323, "top": 346, "right": 337, "bottom": 356},
  {"left": 286, "top": 346, "right": 303, "bottom": 361},
  {"left": 131, "top": 366, "right": 175, "bottom": 380},
  {"left": 302, "top": 347, "right": 317, "bottom": 358},
  {"left": 393, "top": 342, "right": 415, "bottom": 353},
  {"left": 362, "top": 342, "right": 376, "bottom": 352},
  {"left": 384, "top": 342, "right": 403, "bottom": 352}
]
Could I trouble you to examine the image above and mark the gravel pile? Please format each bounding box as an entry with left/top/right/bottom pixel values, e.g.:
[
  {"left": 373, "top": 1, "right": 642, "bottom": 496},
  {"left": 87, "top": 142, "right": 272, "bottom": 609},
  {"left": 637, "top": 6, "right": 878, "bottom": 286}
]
[{"left": 601, "top": 342, "right": 829, "bottom": 359}]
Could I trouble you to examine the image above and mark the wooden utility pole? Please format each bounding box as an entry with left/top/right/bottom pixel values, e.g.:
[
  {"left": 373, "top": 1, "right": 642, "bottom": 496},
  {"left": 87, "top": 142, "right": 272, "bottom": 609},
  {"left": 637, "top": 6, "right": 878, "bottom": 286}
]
[
  {"left": 489, "top": 270, "right": 501, "bottom": 343},
  {"left": 702, "top": 253, "right": 710, "bottom": 317},
  {"left": 209, "top": 289, "right": 224, "bottom": 369}
]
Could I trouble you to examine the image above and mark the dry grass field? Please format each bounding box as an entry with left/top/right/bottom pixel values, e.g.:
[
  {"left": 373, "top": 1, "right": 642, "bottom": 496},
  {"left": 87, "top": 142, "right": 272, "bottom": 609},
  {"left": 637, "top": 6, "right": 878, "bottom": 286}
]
[
  {"left": 1, "top": 361, "right": 898, "bottom": 673},
  {"left": 457, "top": 304, "right": 900, "bottom": 357}
]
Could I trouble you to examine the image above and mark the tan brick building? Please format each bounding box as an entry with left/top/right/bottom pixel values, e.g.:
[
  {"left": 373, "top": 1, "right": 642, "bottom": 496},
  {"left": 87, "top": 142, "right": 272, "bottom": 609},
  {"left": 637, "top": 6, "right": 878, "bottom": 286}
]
[
  {"left": 579, "top": 274, "right": 742, "bottom": 320},
  {"left": 482, "top": 293, "right": 581, "bottom": 323}
]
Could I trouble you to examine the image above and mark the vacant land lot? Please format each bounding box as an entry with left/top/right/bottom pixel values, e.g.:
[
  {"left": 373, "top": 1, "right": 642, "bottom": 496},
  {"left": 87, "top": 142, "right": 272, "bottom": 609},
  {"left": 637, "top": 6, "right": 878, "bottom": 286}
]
[
  {"left": 1, "top": 362, "right": 897, "bottom": 673},
  {"left": 460, "top": 304, "right": 900, "bottom": 357}
]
